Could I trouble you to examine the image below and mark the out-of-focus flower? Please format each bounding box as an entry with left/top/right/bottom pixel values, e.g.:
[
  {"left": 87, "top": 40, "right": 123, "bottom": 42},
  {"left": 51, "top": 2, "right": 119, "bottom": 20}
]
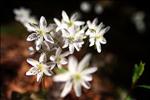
[
  {"left": 62, "top": 27, "right": 86, "bottom": 54},
  {"left": 54, "top": 11, "right": 84, "bottom": 32},
  {"left": 86, "top": 18, "right": 110, "bottom": 53},
  {"left": 53, "top": 54, "right": 97, "bottom": 97},
  {"left": 28, "top": 46, "right": 35, "bottom": 55},
  {"left": 13, "top": 7, "right": 37, "bottom": 25},
  {"left": 80, "top": 1, "right": 91, "bottom": 13},
  {"left": 50, "top": 47, "right": 70, "bottom": 68},
  {"left": 132, "top": 11, "right": 146, "bottom": 33},
  {"left": 26, "top": 16, "right": 54, "bottom": 50},
  {"left": 95, "top": 4, "right": 103, "bottom": 14},
  {"left": 26, "top": 53, "right": 53, "bottom": 82}
]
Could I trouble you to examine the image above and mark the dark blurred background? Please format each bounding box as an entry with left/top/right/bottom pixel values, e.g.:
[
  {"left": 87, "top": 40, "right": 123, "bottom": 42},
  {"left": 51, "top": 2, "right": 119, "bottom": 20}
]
[{"left": 1, "top": 0, "right": 150, "bottom": 99}]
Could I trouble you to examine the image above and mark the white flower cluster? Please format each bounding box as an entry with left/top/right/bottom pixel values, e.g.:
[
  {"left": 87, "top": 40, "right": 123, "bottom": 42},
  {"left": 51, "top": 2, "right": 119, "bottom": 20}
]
[
  {"left": 14, "top": 8, "right": 110, "bottom": 97},
  {"left": 13, "top": 7, "right": 38, "bottom": 26}
]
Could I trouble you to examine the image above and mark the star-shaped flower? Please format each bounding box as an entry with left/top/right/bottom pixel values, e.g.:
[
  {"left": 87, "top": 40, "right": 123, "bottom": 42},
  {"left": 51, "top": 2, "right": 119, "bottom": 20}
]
[
  {"left": 53, "top": 54, "right": 97, "bottom": 97},
  {"left": 54, "top": 11, "right": 84, "bottom": 32},
  {"left": 26, "top": 53, "right": 53, "bottom": 82},
  {"left": 50, "top": 47, "right": 70, "bottom": 68},
  {"left": 13, "top": 7, "right": 37, "bottom": 25},
  {"left": 62, "top": 27, "right": 86, "bottom": 54},
  {"left": 26, "top": 16, "right": 54, "bottom": 50},
  {"left": 86, "top": 18, "right": 110, "bottom": 53}
]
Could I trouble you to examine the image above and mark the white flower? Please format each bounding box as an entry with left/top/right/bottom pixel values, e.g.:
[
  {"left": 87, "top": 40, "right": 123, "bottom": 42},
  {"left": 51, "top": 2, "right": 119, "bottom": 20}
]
[
  {"left": 132, "top": 11, "right": 146, "bottom": 33},
  {"left": 13, "top": 7, "right": 37, "bottom": 25},
  {"left": 53, "top": 54, "right": 97, "bottom": 97},
  {"left": 86, "top": 18, "right": 110, "bottom": 53},
  {"left": 50, "top": 47, "right": 70, "bottom": 69},
  {"left": 62, "top": 27, "right": 86, "bottom": 54},
  {"left": 94, "top": 4, "right": 103, "bottom": 14},
  {"left": 26, "top": 53, "right": 53, "bottom": 82},
  {"left": 54, "top": 11, "right": 85, "bottom": 32},
  {"left": 80, "top": 1, "right": 91, "bottom": 13},
  {"left": 26, "top": 16, "right": 54, "bottom": 51}
]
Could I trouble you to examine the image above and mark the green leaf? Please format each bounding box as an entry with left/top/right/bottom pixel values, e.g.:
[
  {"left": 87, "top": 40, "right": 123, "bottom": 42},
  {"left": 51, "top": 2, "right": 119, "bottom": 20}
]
[
  {"left": 132, "top": 61, "right": 145, "bottom": 85},
  {"left": 137, "top": 85, "right": 150, "bottom": 89}
]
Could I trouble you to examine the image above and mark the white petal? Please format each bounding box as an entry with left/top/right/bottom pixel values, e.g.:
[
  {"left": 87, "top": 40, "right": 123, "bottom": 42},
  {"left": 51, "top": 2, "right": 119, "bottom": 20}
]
[
  {"left": 78, "top": 54, "right": 91, "bottom": 71},
  {"left": 70, "top": 12, "right": 79, "bottom": 21},
  {"left": 62, "top": 11, "right": 70, "bottom": 23},
  {"left": 56, "top": 47, "right": 62, "bottom": 57},
  {"left": 61, "top": 51, "right": 70, "bottom": 57},
  {"left": 100, "top": 37, "right": 107, "bottom": 44},
  {"left": 74, "top": 82, "right": 81, "bottom": 97},
  {"left": 56, "top": 27, "right": 60, "bottom": 32},
  {"left": 73, "top": 43, "right": 80, "bottom": 52},
  {"left": 96, "top": 40, "right": 101, "bottom": 53},
  {"left": 62, "top": 42, "right": 69, "bottom": 49},
  {"left": 78, "top": 26, "right": 87, "bottom": 35},
  {"left": 53, "top": 73, "right": 71, "bottom": 82},
  {"left": 47, "top": 62, "right": 56, "bottom": 70},
  {"left": 35, "top": 37, "right": 43, "bottom": 51},
  {"left": 81, "top": 81, "right": 90, "bottom": 89},
  {"left": 85, "top": 30, "right": 91, "bottom": 35},
  {"left": 37, "top": 72, "right": 43, "bottom": 82},
  {"left": 60, "top": 58, "right": 68, "bottom": 65},
  {"left": 99, "top": 26, "right": 110, "bottom": 35},
  {"left": 26, "top": 33, "right": 38, "bottom": 41},
  {"left": 24, "top": 23, "right": 37, "bottom": 32},
  {"left": 43, "top": 41, "right": 51, "bottom": 51},
  {"left": 78, "top": 42, "right": 84, "bottom": 47},
  {"left": 50, "top": 55, "right": 56, "bottom": 61},
  {"left": 74, "top": 21, "right": 85, "bottom": 26},
  {"left": 92, "top": 18, "right": 98, "bottom": 25},
  {"left": 57, "top": 64, "right": 62, "bottom": 69},
  {"left": 82, "top": 67, "right": 97, "bottom": 75},
  {"left": 46, "top": 24, "right": 56, "bottom": 32},
  {"left": 27, "top": 58, "right": 39, "bottom": 67},
  {"left": 39, "top": 53, "right": 47, "bottom": 63},
  {"left": 43, "top": 67, "right": 52, "bottom": 76},
  {"left": 97, "top": 22, "right": 104, "bottom": 32},
  {"left": 40, "top": 16, "right": 47, "bottom": 30},
  {"left": 54, "top": 18, "right": 61, "bottom": 26},
  {"left": 26, "top": 67, "right": 38, "bottom": 76},
  {"left": 61, "top": 80, "right": 72, "bottom": 97},
  {"left": 89, "top": 38, "right": 95, "bottom": 47},
  {"left": 54, "top": 18, "right": 62, "bottom": 32},
  {"left": 28, "top": 46, "right": 35, "bottom": 55},
  {"left": 62, "top": 29, "right": 69, "bottom": 37},
  {"left": 43, "top": 34, "right": 54, "bottom": 43},
  {"left": 69, "top": 44, "right": 74, "bottom": 54},
  {"left": 87, "top": 20, "right": 92, "bottom": 29},
  {"left": 68, "top": 56, "right": 78, "bottom": 73},
  {"left": 50, "top": 64, "right": 56, "bottom": 70},
  {"left": 82, "top": 75, "right": 92, "bottom": 81}
]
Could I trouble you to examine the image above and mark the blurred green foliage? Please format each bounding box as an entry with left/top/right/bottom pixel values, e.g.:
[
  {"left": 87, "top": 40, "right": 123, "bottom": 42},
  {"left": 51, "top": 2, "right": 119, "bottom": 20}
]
[
  {"left": 137, "top": 85, "right": 150, "bottom": 89},
  {"left": 132, "top": 61, "right": 145, "bottom": 86}
]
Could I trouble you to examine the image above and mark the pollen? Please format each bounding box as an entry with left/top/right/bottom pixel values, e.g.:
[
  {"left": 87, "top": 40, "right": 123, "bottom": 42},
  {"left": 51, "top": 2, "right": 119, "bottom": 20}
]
[
  {"left": 38, "top": 64, "right": 43, "bottom": 71},
  {"left": 74, "top": 73, "right": 81, "bottom": 81}
]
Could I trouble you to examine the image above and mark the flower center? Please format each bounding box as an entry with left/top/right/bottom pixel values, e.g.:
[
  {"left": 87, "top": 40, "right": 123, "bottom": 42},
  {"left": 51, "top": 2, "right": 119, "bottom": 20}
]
[
  {"left": 90, "top": 29, "right": 96, "bottom": 33},
  {"left": 95, "top": 34, "right": 102, "bottom": 40},
  {"left": 38, "top": 64, "right": 43, "bottom": 72},
  {"left": 38, "top": 29, "right": 45, "bottom": 35},
  {"left": 68, "top": 21, "right": 74, "bottom": 27},
  {"left": 56, "top": 57, "right": 61, "bottom": 63},
  {"left": 73, "top": 73, "right": 81, "bottom": 81},
  {"left": 68, "top": 36, "right": 75, "bottom": 43}
]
